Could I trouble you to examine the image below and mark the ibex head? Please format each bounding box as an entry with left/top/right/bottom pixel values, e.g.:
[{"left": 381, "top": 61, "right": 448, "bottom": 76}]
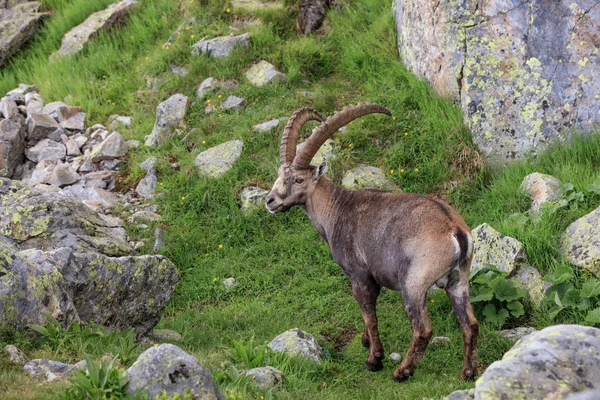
[{"left": 265, "top": 103, "right": 392, "bottom": 214}]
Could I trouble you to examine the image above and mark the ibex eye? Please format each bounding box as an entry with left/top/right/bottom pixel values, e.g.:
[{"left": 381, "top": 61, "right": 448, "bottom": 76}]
[{"left": 295, "top": 177, "right": 305, "bottom": 184}]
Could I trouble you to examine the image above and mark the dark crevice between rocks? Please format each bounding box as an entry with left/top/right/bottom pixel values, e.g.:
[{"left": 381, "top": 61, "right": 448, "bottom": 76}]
[{"left": 457, "top": 28, "right": 467, "bottom": 104}]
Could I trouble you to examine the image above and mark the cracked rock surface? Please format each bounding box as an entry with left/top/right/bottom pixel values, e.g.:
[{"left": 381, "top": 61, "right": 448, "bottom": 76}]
[{"left": 394, "top": 0, "right": 600, "bottom": 162}]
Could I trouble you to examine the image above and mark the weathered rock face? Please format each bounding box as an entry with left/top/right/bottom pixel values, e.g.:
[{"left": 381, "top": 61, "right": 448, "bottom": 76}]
[
  {"left": 239, "top": 186, "right": 268, "bottom": 213},
  {"left": 52, "top": 0, "right": 138, "bottom": 58},
  {"left": 24, "top": 358, "right": 87, "bottom": 381},
  {"left": 297, "top": 138, "right": 334, "bottom": 167},
  {"left": 245, "top": 366, "right": 284, "bottom": 388},
  {"left": 245, "top": 60, "right": 287, "bottom": 87},
  {"left": 0, "top": 117, "right": 26, "bottom": 178},
  {"left": 471, "top": 223, "right": 526, "bottom": 275},
  {"left": 520, "top": 172, "right": 561, "bottom": 211},
  {"left": 125, "top": 344, "right": 225, "bottom": 400},
  {"left": 268, "top": 328, "right": 324, "bottom": 362},
  {"left": 341, "top": 164, "right": 395, "bottom": 190},
  {"left": 473, "top": 325, "right": 600, "bottom": 399},
  {"left": 394, "top": 0, "right": 600, "bottom": 162},
  {"left": 0, "top": 1, "right": 46, "bottom": 66},
  {"left": 194, "top": 139, "right": 243, "bottom": 178},
  {"left": 561, "top": 205, "right": 600, "bottom": 277},
  {"left": 499, "top": 327, "right": 537, "bottom": 341},
  {"left": 220, "top": 95, "right": 246, "bottom": 112},
  {"left": 191, "top": 33, "right": 251, "bottom": 58},
  {"left": 145, "top": 94, "right": 188, "bottom": 148}
]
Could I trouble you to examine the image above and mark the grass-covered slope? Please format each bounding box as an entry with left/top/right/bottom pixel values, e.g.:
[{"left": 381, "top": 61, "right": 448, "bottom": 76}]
[{"left": 1, "top": 0, "right": 600, "bottom": 399}]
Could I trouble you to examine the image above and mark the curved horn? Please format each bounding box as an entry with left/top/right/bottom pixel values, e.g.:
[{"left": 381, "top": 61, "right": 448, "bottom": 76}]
[
  {"left": 292, "top": 103, "right": 392, "bottom": 169},
  {"left": 280, "top": 107, "right": 324, "bottom": 167}
]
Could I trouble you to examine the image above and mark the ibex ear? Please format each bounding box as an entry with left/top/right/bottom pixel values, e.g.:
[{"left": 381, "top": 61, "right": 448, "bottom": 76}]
[{"left": 314, "top": 162, "right": 327, "bottom": 182}]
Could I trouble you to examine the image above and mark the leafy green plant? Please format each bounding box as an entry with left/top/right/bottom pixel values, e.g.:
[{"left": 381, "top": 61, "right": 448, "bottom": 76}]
[
  {"left": 224, "top": 336, "right": 267, "bottom": 368},
  {"left": 469, "top": 265, "right": 527, "bottom": 326},
  {"left": 64, "top": 354, "right": 139, "bottom": 400},
  {"left": 28, "top": 315, "right": 104, "bottom": 355},
  {"left": 544, "top": 265, "right": 600, "bottom": 325},
  {"left": 154, "top": 388, "right": 195, "bottom": 400}
]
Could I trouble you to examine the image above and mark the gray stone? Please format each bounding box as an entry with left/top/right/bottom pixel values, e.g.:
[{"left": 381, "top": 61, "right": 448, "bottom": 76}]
[
  {"left": 26, "top": 113, "right": 60, "bottom": 140},
  {"left": 195, "top": 77, "right": 218, "bottom": 99},
  {"left": 471, "top": 223, "right": 527, "bottom": 276},
  {"left": 520, "top": 172, "right": 562, "bottom": 212},
  {"left": 223, "top": 277, "right": 237, "bottom": 291},
  {"left": 60, "top": 112, "right": 86, "bottom": 131},
  {"left": 194, "top": 139, "right": 243, "bottom": 178},
  {"left": 268, "top": 328, "right": 324, "bottom": 362},
  {"left": 3, "top": 345, "right": 30, "bottom": 366},
  {"left": 220, "top": 95, "right": 246, "bottom": 112},
  {"left": 48, "top": 162, "right": 80, "bottom": 187},
  {"left": 431, "top": 336, "right": 451, "bottom": 344},
  {"left": 139, "top": 156, "right": 157, "bottom": 173},
  {"left": 564, "top": 390, "right": 600, "bottom": 400},
  {"left": 24, "top": 358, "right": 86, "bottom": 381},
  {"left": 192, "top": 33, "right": 251, "bottom": 58},
  {"left": 0, "top": 98, "right": 19, "bottom": 119},
  {"left": 153, "top": 228, "right": 165, "bottom": 253},
  {"left": 46, "top": 126, "right": 65, "bottom": 142},
  {"left": 297, "top": 138, "right": 334, "bottom": 167},
  {"left": 55, "top": 105, "right": 82, "bottom": 122},
  {"left": 474, "top": 325, "right": 600, "bottom": 399},
  {"left": 59, "top": 184, "right": 120, "bottom": 208},
  {"left": 25, "top": 92, "right": 43, "bottom": 116},
  {"left": 245, "top": 60, "right": 287, "bottom": 87},
  {"left": 240, "top": 186, "right": 268, "bottom": 213},
  {"left": 499, "top": 327, "right": 537, "bottom": 341},
  {"left": 23, "top": 160, "right": 54, "bottom": 186},
  {"left": 389, "top": 352, "right": 402, "bottom": 362},
  {"left": 0, "top": 117, "right": 26, "bottom": 178},
  {"left": 125, "top": 344, "right": 224, "bottom": 400},
  {"left": 253, "top": 117, "right": 286, "bottom": 133},
  {"left": 169, "top": 65, "right": 189, "bottom": 77},
  {"left": 446, "top": 388, "right": 475, "bottom": 400},
  {"left": 108, "top": 114, "right": 132, "bottom": 131},
  {"left": 66, "top": 139, "right": 81, "bottom": 156},
  {"left": 41, "top": 101, "right": 67, "bottom": 121},
  {"left": 394, "top": 0, "right": 600, "bottom": 162},
  {"left": 341, "top": 164, "right": 395, "bottom": 190},
  {"left": 561, "top": 205, "right": 600, "bottom": 277},
  {"left": 245, "top": 366, "right": 284, "bottom": 388},
  {"left": 0, "top": 4, "right": 45, "bottom": 67},
  {"left": 52, "top": 0, "right": 138, "bottom": 58},
  {"left": 510, "top": 265, "right": 551, "bottom": 307},
  {"left": 5, "top": 84, "right": 37, "bottom": 104},
  {"left": 129, "top": 210, "right": 162, "bottom": 223},
  {"left": 90, "top": 131, "right": 128, "bottom": 162},
  {"left": 136, "top": 172, "right": 157, "bottom": 198},
  {"left": 25, "top": 138, "right": 66, "bottom": 162},
  {"left": 152, "top": 329, "right": 182, "bottom": 342},
  {"left": 145, "top": 94, "right": 188, "bottom": 148}
]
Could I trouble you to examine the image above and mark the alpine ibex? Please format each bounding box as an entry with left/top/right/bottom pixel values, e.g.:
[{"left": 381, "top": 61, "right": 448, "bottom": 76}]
[{"left": 265, "top": 103, "right": 478, "bottom": 381}]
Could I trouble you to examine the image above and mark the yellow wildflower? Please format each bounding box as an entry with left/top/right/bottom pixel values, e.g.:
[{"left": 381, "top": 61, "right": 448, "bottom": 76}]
[
  {"left": 191, "top": 34, "right": 195, "bottom": 39},
  {"left": 392, "top": 116, "right": 396, "bottom": 120},
  {"left": 226, "top": 8, "right": 231, "bottom": 12},
  {"left": 390, "top": 170, "right": 394, "bottom": 174},
  {"left": 400, "top": 169, "right": 405, "bottom": 173},
  {"left": 206, "top": 99, "right": 211, "bottom": 103},
  {"left": 348, "top": 143, "right": 353, "bottom": 148},
  {"left": 415, "top": 168, "right": 419, "bottom": 172},
  {"left": 185, "top": 26, "right": 190, "bottom": 30},
  {"left": 205, "top": 253, "right": 209, "bottom": 257},
  {"left": 213, "top": 277, "right": 217, "bottom": 282},
  {"left": 202, "top": 140, "right": 206, "bottom": 144},
  {"left": 218, "top": 244, "right": 223, "bottom": 249},
  {"left": 404, "top": 132, "right": 408, "bottom": 136},
  {"left": 153, "top": 343, "right": 158, "bottom": 347},
  {"left": 181, "top": 196, "right": 186, "bottom": 200},
  {"left": 218, "top": 94, "right": 222, "bottom": 98},
  {"left": 145, "top": 56, "right": 148, "bottom": 61}
]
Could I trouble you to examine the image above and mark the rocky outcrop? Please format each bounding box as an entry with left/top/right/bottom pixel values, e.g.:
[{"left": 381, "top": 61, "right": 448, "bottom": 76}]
[
  {"left": 145, "top": 94, "right": 188, "bottom": 148},
  {"left": 245, "top": 60, "right": 287, "bottom": 87},
  {"left": 125, "top": 344, "right": 224, "bottom": 399},
  {"left": 192, "top": 33, "right": 251, "bottom": 58},
  {"left": 268, "top": 328, "right": 324, "bottom": 362},
  {"left": 194, "top": 139, "right": 243, "bottom": 178},
  {"left": 24, "top": 358, "right": 87, "bottom": 382},
  {"left": 0, "top": 1, "right": 46, "bottom": 66},
  {"left": 51, "top": 0, "right": 138, "bottom": 58},
  {"left": 220, "top": 95, "right": 246, "bottom": 112},
  {"left": 561, "top": 206, "right": 600, "bottom": 277},
  {"left": 394, "top": 0, "right": 600, "bottom": 162}
]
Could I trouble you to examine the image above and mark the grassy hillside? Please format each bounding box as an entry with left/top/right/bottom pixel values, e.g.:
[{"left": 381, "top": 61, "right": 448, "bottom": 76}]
[{"left": 1, "top": 0, "right": 600, "bottom": 399}]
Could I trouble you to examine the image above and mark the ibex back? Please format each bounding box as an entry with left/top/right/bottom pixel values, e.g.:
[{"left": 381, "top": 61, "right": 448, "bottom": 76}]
[{"left": 265, "top": 103, "right": 478, "bottom": 382}]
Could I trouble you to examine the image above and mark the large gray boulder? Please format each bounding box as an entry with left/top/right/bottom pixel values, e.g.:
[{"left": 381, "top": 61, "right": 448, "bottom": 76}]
[
  {"left": 145, "top": 94, "right": 188, "bottom": 148},
  {"left": 394, "top": 0, "right": 600, "bottom": 162},
  {"left": 0, "top": 2, "right": 46, "bottom": 66},
  {"left": 0, "top": 117, "right": 26, "bottom": 178},
  {"left": 191, "top": 33, "right": 251, "bottom": 58},
  {"left": 473, "top": 325, "right": 600, "bottom": 399},
  {"left": 51, "top": 0, "right": 138, "bottom": 58},
  {"left": 125, "top": 344, "right": 225, "bottom": 400},
  {"left": 560, "top": 205, "right": 600, "bottom": 277},
  {"left": 268, "top": 328, "right": 324, "bottom": 362},
  {"left": 194, "top": 140, "right": 243, "bottom": 178}
]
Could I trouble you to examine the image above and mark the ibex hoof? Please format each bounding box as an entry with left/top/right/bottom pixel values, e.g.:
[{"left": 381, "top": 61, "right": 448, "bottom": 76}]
[
  {"left": 459, "top": 369, "right": 476, "bottom": 381},
  {"left": 364, "top": 361, "right": 383, "bottom": 372},
  {"left": 391, "top": 368, "right": 414, "bottom": 382}
]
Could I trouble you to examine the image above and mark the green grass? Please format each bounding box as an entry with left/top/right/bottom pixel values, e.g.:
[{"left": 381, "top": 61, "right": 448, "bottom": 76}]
[{"left": 1, "top": 0, "right": 600, "bottom": 399}]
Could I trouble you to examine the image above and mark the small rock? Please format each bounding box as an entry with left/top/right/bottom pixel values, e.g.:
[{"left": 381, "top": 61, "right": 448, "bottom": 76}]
[
  {"left": 470, "top": 223, "right": 527, "bottom": 276},
  {"left": 23, "top": 160, "right": 55, "bottom": 186},
  {"left": 431, "top": 336, "right": 451, "bottom": 344},
  {"left": 341, "top": 164, "right": 395, "bottom": 190},
  {"left": 223, "top": 277, "right": 237, "bottom": 291},
  {"left": 66, "top": 139, "right": 81, "bottom": 156},
  {"left": 136, "top": 172, "right": 157, "bottom": 198},
  {"left": 152, "top": 329, "right": 183, "bottom": 342},
  {"left": 3, "top": 345, "right": 30, "bottom": 366},
  {"left": 124, "top": 344, "right": 224, "bottom": 399},
  {"left": 195, "top": 77, "right": 217, "bottom": 99},
  {"left": 90, "top": 131, "right": 128, "bottom": 162},
  {"left": 253, "top": 117, "right": 286, "bottom": 133},
  {"left": 24, "top": 359, "right": 86, "bottom": 381},
  {"left": 129, "top": 210, "right": 162, "bottom": 223},
  {"left": 145, "top": 94, "right": 188, "bottom": 148},
  {"left": 245, "top": 366, "right": 284, "bottom": 388},
  {"left": 134, "top": 241, "right": 144, "bottom": 250},
  {"left": 56, "top": 105, "right": 82, "bottom": 122},
  {"left": 499, "top": 327, "right": 537, "bottom": 341},
  {"left": 240, "top": 186, "right": 268, "bottom": 213},
  {"left": 446, "top": 388, "right": 475, "bottom": 400},
  {"left": 139, "top": 156, "right": 157, "bottom": 173},
  {"left": 25, "top": 92, "right": 44, "bottom": 116},
  {"left": 81, "top": 171, "right": 115, "bottom": 190},
  {"left": 5, "top": 84, "right": 37, "bottom": 104},
  {"left": 564, "top": 389, "right": 600, "bottom": 400},
  {"left": 560, "top": 205, "right": 600, "bottom": 277},
  {"left": 60, "top": 112, "right": 86, "bottom": 131},
  {"left": 220, "top": 95, "right": 246, "bottom": 112},
  {"left": 194, "top": 139, "right": 243, "bottom": 178},
  {"left": 0, "top": 98, "right": 19, "bottom": 119},
  {"left": 153, "top": 228, "right": 166, "bottom": 253},
  {"left": 389, "top": 352, "right": 402, "bottom": 362},
  {"left": 41, "top": 101, "right": 68, "bottom": 121},
  {"left": 268, "top": 328, "right": 324, "bottom": 362},
  {"left": 510, "top": 265, "right": 551, "bottom": 308},
  {"left": 297, "top": 138, "right": 334, "bottom": 167},
  {"left": 521, "top": 172, "right": 562, "bottom": 211},
  {"left": 59, "top": 184, "right": 119, "bottom": 208},
  {"left": 100, "top": 159, "right": 122, "bottom": 170},
  {"left": 26, "top": 113, "right": 60, "bottom": 140},
  {"left": 25, "top": 139, "right": 66, "bottom": 163},
  {"left": 191, "top": 33, "right": 251, "bottom": 58},
  {"left": 0, "top": 117, "right": 26, "bottom": 178},
  {"left": 48, "top": 162, "right": 80, "bottom": 187},
  {"left": 137, "top": 224, "right": 149, "bottom": 230},
  {"left": 108, "top": 115, "right": 132, "bottom": 130},
  {"left": 245, "top": 60, "right": 287, "bottom": 87},
  {"left": 169, "top": 65, "right": 189, "bottom": 77}
]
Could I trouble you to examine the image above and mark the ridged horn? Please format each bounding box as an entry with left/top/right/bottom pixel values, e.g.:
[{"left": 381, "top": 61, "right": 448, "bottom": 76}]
[
  {"left": 280, "top": 107, "right": 324, "bottom": 167},
  {"left": 292, "top": 103, "right": 392, "bottom": 169}
]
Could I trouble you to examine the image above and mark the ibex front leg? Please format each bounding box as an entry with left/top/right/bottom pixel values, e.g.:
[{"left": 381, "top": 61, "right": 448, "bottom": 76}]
[{"left": 352, "top": 279, "right": 384, "bottom": 371}]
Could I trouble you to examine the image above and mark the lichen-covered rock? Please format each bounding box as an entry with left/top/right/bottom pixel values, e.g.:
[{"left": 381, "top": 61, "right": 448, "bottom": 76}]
[
  {"left": 135, "top": 172, "right": 157, "bottom": 198},
  {"left": 560, "top": 206, "right": 600, "bottom": 277},
  {"left": 565, "top": 389, "right": 600, "bottom": 400},
  {"left": 125, "top": 344, "right": 225, "bottom": 400},
  {"left": 341, "top": 164, "right": 395, "bottom": 190},
  {"left": 220, "top": 95, "right": 246, "bottom": 112},
  {"left": 0, "top": 117, "right": 26, "bottom": 178},
  {"left": 268, "top": 328, "right": 324, "bottom": 362},
  {"left": 245, "top": 366, "right": 284, "bottom": 388},
  {"left": 470, "top": 223, "right": 526, "bottom": 276},
  {"left": 446, "top": 388, "right": 475, "bottom": 400},
  {"left": 499, "top": 327, "right": 537, "bottom": 341},
  {"left": 223, "top": 277, "right": 237, "bottom": 291},
  {"left": 194, "top": 139, "right": 243, "bottom": 178},
  {"left": 108, "top": 115, "right": 132, "bottom": 130},
  {"left": 3, "top": 345, "right": 30, "bottom": 366},
  {"left": 394, "top": 0, "right": 600, "bottom": 162},
  {"left": 145, "top": 94, "right": 188, "bottom": 148},
  {"left": 60, "top": 111, "right": 86, "bottom": 131},
  {"left": 152, "top": 329, "right": 182, "bottom": 342},
  {"left": 297, "top": 138, "right": 334, "bottom": 167},
  {"left": 0, "top": 2, "right": 46, "bottom": 66},
  {"left": 520, "top": 172, "right": 562, "bottom": 211},
  {"left": 509, "top": 265, "right": 551, "bottom": 307},
  {"left": 90, "top": 131, "right": 128, "bottom": 162},
  {"left": 24, "top": 358, "right": 86, "bottom": 381},
  {"left": 195, "top": 77, "right": 218, "bottom": 99},
  {"left": 474, "top": 325, "right": 600, "bottom": 399},
  {"left": 431, "top": 336, "right": 451, "bottom": 344},
  {"left": 52, "top": 0, "right": 138, "bottom": 58},
  {"left": 239, "top": 186, "right": 268, "bottom": 213},
  {"left": 245, "top": 60, "right": 287, "bottom": 87},
  {"left": 191, "top": 33, "right": 251, "bottom": 58},
  {"left": 253, "top": 117, "right": 286, "bottom": 133}
]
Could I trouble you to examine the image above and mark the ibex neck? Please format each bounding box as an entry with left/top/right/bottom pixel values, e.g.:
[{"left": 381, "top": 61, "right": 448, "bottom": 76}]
[{"left": 304, "top": 177, "right": 339, "bottom": 242}]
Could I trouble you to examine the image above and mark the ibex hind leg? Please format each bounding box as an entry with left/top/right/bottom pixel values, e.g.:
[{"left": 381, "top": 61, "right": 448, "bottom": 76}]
[
  {"left": 351, "top": 279, "right": 384, "bottom": 372},
  {"left": 446, "top": 268, "right": 479, "bottom": 380}
]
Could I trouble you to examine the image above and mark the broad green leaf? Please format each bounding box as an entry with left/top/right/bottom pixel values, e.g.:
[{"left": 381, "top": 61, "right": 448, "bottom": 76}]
[
  {"left": 581, "top": 279, "right": 600, "bottom": 298},
  {"left": 547, "top": 306, "right": 563, "bottom": 321},
  {"left": 470, "top": 290, "right": 494, "bottom": 303},
  {"left": 482, "top": 304, "right": 509, "bottom": 326},
  {"left": 482, "top": 303, "right": 497, "bottom": 322},
  {"left": 490, "top": 278, "right": 524, "bottom": 302},
  {"left": 543, "top": 266, "right": 575, "bottom": 284},
  {"left": 473, "top": 270, "right": 498, "bottom": 285},
  {"left": 587, "top": 180, "right": 600, "bottom": 195},
  {"left": 585, "top": 308, "right": 600, "bottom": 324},
  {"left": 507, "top": 300, "right": 525, "bottom": 317},
  {"left": 554, "top": 291, "right": 563, "bottom": 307},
  {"left": 561, "top": 288, "right": 582, "bottom": 308}
]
